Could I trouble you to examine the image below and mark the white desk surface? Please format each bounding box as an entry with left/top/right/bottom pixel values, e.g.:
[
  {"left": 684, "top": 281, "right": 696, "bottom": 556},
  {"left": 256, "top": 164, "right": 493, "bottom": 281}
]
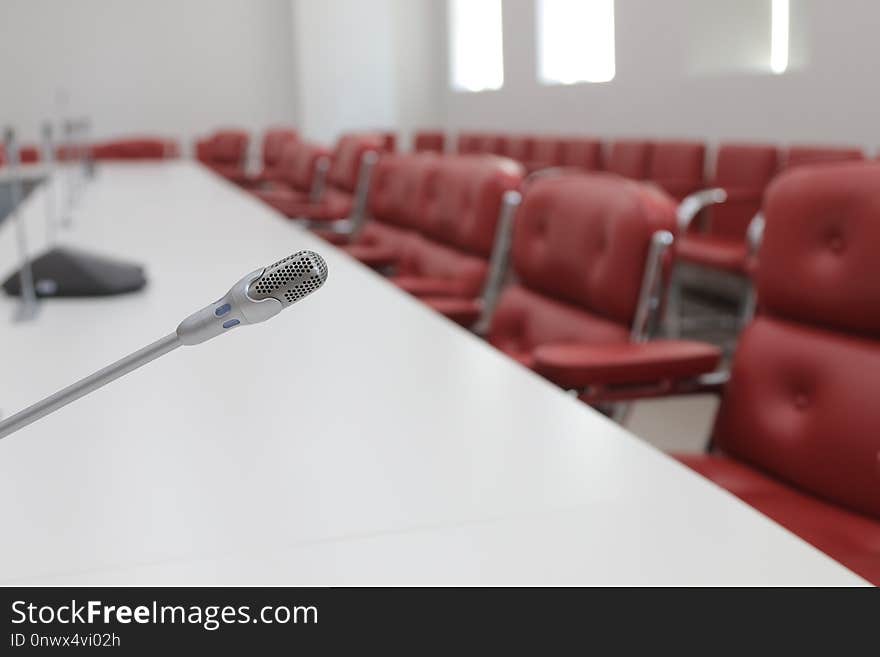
[
  {"left": 0, "top": 162, "right": 866, "bottom": 586},
  {"left": 0, "top": 163, "right": 50, "bottom": 185}
]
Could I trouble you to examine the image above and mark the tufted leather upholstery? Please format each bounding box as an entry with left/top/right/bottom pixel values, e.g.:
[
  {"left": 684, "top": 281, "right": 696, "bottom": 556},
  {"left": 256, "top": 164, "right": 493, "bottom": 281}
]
[
  {"left": 680, "top": 162, "right": 880, "bottom": 584},
  {"left": 413, "top": 131, "right": 445, "bottom": 153},
  {"left": 488, "top": 174, "right": 677, "bottom": 359},
  {"left": 648, "top": 140, "right": 706, "bottom": 200},
  {"left": 559, "top": 138, "right": 603, "bottom": 170},
  {"left": 784, "top": 145, "right": 863, "bottom": 169},
  {"left": 607, "top": 139, "right": 654, "bottom": 180},
  {"left": 91, "top": 138, "right": 178, "bottom": 160},
  {"left": 388, "top": 156, "right": 524, "bottom": 298}
]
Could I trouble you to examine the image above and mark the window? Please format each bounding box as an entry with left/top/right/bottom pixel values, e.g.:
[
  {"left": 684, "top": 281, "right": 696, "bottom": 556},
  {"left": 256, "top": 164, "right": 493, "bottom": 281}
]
[
  {"left": 448, "top": 0, "right": 504, "bottom": 92},
  {"left": 537, "top": 0, "right": 615, "bottom": 85},
  {"left": 770, "top": 0, "right": 789, "bottom": 74}
]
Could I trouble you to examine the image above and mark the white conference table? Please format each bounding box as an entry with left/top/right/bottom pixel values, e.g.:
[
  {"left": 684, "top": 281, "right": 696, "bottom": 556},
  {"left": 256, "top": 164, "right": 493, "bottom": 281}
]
[{"left": 0, "top": 162, "right": 866, "bottom": 586}]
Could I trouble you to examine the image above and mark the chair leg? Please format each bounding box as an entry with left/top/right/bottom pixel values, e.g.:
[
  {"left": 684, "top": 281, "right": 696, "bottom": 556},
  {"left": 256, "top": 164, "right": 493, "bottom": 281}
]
[
  {"left": 665, "top": 266, "right": 683, "bottom": 339},
  {"left": 611, "top": 402, "right": 632, "bottom": 425}
]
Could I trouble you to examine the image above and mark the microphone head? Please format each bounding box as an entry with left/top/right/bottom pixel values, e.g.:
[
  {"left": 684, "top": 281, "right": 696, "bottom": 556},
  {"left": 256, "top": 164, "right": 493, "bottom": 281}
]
[{"left": 248, "top": 250, "right": 328, "bottom": 307}]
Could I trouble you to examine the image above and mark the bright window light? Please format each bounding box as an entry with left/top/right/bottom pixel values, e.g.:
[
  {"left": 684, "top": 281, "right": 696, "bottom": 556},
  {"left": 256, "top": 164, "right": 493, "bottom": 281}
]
[
  {"left": 771, "top": 0, "right": 789, "bottom": 74},
  {"left": 537, "top": 0, "right": 615, "bottom": 85},
  {"left": 448, "top": 0, "right": 504, "bottom": 93}
]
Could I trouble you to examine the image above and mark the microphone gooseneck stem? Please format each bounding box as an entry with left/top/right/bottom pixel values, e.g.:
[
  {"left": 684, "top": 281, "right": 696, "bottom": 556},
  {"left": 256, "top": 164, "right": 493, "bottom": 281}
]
[{"left": 0, "top": 333, "right": 181, "bottom": 441}]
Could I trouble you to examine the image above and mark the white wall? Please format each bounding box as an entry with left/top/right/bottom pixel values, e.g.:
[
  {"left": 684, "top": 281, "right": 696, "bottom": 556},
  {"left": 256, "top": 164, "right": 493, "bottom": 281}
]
[
  {"left": 441, "top": 0, "right": 880, "bottom": 151},
  {"left": 290, "top": 0, "right": 444, "bottom": 148},
  {"left": 0, "top": 0, "right": 297, "bottom": 149}
]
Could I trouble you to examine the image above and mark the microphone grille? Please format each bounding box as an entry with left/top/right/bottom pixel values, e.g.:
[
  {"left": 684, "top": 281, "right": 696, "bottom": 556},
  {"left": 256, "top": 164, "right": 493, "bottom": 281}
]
[{"left": 248, "top": 250, "right": 328, "bottom": 306}]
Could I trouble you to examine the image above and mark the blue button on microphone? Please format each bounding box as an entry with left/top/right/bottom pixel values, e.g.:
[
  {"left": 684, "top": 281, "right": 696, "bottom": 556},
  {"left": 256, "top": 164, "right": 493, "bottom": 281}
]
[
  {"left": 222, "top": 319, "right": 240, "bottom": 329},
  {"left": 215, "top": 303, "right": 232, "bottom": 317}
]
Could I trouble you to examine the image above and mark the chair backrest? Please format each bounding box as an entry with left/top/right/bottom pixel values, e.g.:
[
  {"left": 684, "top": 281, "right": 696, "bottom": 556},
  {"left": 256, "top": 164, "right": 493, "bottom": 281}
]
[
  {"left": 457, "top": 132, "right": 482, "bottom": 154},
  {"left": 559, "top": 138, "right": 603, "bottom": 170},
  {"left": 209, "top": 130, "right": 249, "bottom": 164},
  {"left": 503, "top": 136, "right": 535, "bottom": 162},
  {"left": 414, "top": 131, "right": 445, "bottom": 153},
  {"left": 367, "top": 153, "right": 439, "bottom": 230},
  {"left": 477, "top": 134, "right": 505, "bottom": 155},
  {"left": 530, "top": 137, "right": 564, "bottom": 167},
  {"left": 648, "top": 140, "right": 705, "bottom": 200},
  {"left": 326, "top": 133, "right": 384, "bottom": 192},
  {"left": 488, "top": 174, "right": 676, "bottom": 355},
  {"left": 607, "top": 139, "right": 654, "bottom": 179},
  {"left": 419, "top": 155, "right": 524, "bottom": 258},
  {"left": 784, "top": 145, "right": 864, "bottom": 169},
  {"left": 91, "top": 137, "right": 177, "bottom": 160},
  {"left": 276, "top": 141, "right": 329, "bottom": 193},
  {"left": 261, "top": 128, "right": 298, "bottom": 168},
  {"left": 712, "top": 162, "right": 880, "bottom": 521},
  {"left": 707, "top": 143, "right": 779, "bottom": 239}
]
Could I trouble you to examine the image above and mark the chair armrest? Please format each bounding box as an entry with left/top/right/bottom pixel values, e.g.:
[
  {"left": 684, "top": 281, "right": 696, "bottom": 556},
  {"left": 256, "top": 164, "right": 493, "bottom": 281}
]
[
  {"left": 676, "top": 188, "right": 727, "bottom": 232},
  {"left": 533, "top": 340, "right": 723, "bottom": 390}
]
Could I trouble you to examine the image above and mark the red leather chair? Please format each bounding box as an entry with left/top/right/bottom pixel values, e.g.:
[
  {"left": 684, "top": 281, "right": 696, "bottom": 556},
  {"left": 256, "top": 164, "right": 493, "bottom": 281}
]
[
  {"left": 648, "top": 140, "right": 705, "bottom": 200},
  {"left": 0, "top": 145, "right": 39, "bottom": 165},
  {"left": 606, "top": 139, "right": 654, "bottom": 180},
  {"left": 534, "top": 162, "right": 880, "bottom": 585},
  {"left": 389, "top": 156, "right": 524, "bottom": 316},
  {"left": 525, "top": 137, "right": 564, "bottom": 173},
  {"left": 559, "top": 138, "right": 603, "bottom": 170},
  {"left": 328, "top": 153, "right": 441, "bottom": 265},
  {"left": 667, "top": 143, "right": 780, "bottom": 335},
  {"left": 457, "top": 133, "right": 483, "bottom": 154},
  {"left": 413, "top": 131, "right": 445, "bottom": 153},
  {"left": 502, "top": 136, "right": 535, "bottom": 163},
  {"left": 477, "top": 134, "right": 505, "bottom": 155},
  {"left": 784, "top": 145, "right": 863, "bottom": 169},
  {"left": 253, "top": 128, "right": 298, "bottom": 182},
  {"left": 255, "top": 133, "right": 382, "bottom": 226},
  {"left": 380, "top": 132, "right": 397, "bottom": 153},
  {"left": 252, "top": 140, "right": 330, "bottom": 208},
  {"left": 479, "top": 173, "right": 679, "bottom": 369},
  {"left": 195, "top": 129, "right": 249, "bottom": 181},
  {"left": 90, "top": 137, "right": 179, "bottom": 160}
]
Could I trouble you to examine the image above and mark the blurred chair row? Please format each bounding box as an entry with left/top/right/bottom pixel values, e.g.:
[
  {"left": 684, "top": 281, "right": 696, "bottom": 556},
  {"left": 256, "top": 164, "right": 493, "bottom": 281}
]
[{"left": 245, "top": 140, "right": 878, "bottom": 584}]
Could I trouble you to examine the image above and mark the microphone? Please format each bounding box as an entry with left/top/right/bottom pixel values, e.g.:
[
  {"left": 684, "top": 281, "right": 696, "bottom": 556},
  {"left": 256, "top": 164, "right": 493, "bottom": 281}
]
[{"left": 0, "top": 250, "right": 328, "bottom": 440}]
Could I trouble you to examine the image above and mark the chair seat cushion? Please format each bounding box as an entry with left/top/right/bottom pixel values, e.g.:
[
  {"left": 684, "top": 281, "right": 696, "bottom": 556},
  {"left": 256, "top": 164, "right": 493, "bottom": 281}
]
[
  {"left": 422, "top": 297, "right": 482, "bottom": 327},
  {"left": 677, "top": 454, "right": 880, "bottom": 585},
  {"left": 391, "top": 276, "right": 469, "bottom": 298},
  {"left": 677, "top": 234, "right": 749, "bottom": 272},
  {"left": 208, "top": 163, "right": 247, "bottom": 182},
  {"left": 258, "top": 187, "right": 352, "bottom": 221},
  {"left": 343, "top": 243, "right": 399, "bottom": 269}
]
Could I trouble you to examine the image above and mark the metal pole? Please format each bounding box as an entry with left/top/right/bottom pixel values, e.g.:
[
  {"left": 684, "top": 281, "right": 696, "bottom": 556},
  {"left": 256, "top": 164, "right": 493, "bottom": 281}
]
[
  {"left": 4, "top": 127, "right": 39, "bottom": 322},
  {"left": 0, "top": 333, "right": 181, "bottom": 440},
  {"left": 41, "top": 121, "right": 57, "bottom": 245}
]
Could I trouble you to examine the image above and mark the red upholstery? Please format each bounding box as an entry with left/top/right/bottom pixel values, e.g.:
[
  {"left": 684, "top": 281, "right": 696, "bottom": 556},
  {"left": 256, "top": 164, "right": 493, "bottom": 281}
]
[
  {"left": 91, "top": 137, "right": 178, "bottom": 160},
  {"left": 252, "top": 141, "right": 330, "bottom": 212},
  {"left": 414, "top": 131, "right": 445, "bottom": 153},
  {"left": 676, "top": 234, "right": 748, "bottom": 272},
  {"left": 676, "top": 454, "right": 880, "bottom": 585},
  {"left": 526, "top": 137, "right": 564, "bottom": 172},
  {"left": 785, "top": 145, "right": 863, "bottom": 169},
  {"left": 261, "top": 128, "right": 298, "bottom": 168},
  {"left": 648, "top": 141, "right": 705, "bottom": 200},
  {"left": 381, "top": 132, "right": 397, "bottom": 153},
  {"left": 502, "top": 136, "right": 535, "bottom": 162},
  {"left": 680, "top": 163, "right": 880, "bottom": 584},
  {"left": 488, "top": 174, "right": 677, "bottom": 360},
  {"left": 606, "top": 140, "right": 653, "bottom": 179},
  {"left": 389, "top": 156, "right": 524, "bottom": 300},
  {"left": 196, "top": 129, "right": 249, "bottom": 181},
  {"left": 533, "top": 340, "right": 721, "bottom": 389},
  {"left": 559, "top": 138, "right": 603, "bottom": 170},
  {"left": 19, "top": 145, "right": 40, "bottom": 163},
  {"left": 457, "top": 133, "right": 483, "bottom": 154},
  {"left": 326, "top": 133, "right": 384, "bottom": 194},
  {"left": 422, "top": 297, "right": 482, "bottom": 327},
  {"left": 705, "top": 143, "right": 779, "bottom": 239},
  {"left": 341, "top": 154, "right": 440, "bottom": 265}
]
